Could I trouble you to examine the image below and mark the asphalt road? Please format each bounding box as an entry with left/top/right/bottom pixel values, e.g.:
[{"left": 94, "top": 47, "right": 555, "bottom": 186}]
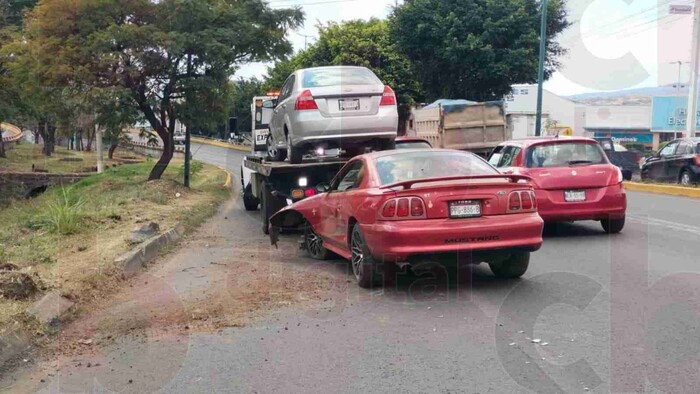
[{"left": 2, "top": 143, "right": 700, "bottom": 393}]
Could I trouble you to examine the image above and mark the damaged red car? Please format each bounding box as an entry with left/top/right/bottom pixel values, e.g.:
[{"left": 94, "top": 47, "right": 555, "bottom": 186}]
[{"left": 269, "top": 149, "right": 544, "bottom": 288}]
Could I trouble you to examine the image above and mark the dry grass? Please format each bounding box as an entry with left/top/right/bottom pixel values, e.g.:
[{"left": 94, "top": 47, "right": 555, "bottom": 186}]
[
  {"left": 0, "top": 159, "right": 230, "bottom": 337},
  {"left": 0, "top": 143, "right": 140, "bottom": 174}
]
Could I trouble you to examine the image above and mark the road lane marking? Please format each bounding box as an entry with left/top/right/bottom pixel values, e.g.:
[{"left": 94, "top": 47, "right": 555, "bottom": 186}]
[{"left": 628, "top": 214, "right": 700, "bottom": 236}]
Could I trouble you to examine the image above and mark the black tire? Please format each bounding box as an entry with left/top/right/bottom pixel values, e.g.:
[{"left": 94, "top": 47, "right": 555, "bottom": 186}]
[
  {"left": 350, "top": 224, "right": 383, "bottom": 288},
  {"left": 243, "top": 183, "right": 259, "bottom": 211},
  {"left": 601, "top": 216, "right": 625, "bottom": 234},
  {"left": 266, "top": 134, "right": 286, "bottom": 162},
  {"left": 679, "top": 170, "right": 693, "bottom": 186},
  {"left": 489, "top": 251, "right": 530, "bottom": 279},
  {"left": 376, "top": 138, "right": 396, "bottom": 151},
  {"left": 304, "top": 224, "right": 331, "bottom": 260},
  {"left": 287, "top": 133, "right": 303, "bottom": 164}
]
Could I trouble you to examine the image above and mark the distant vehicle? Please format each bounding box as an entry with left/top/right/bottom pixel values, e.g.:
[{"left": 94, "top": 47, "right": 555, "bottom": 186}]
[
  {"left": 592, "top": 137, "right": 639, "bottom": 181},
  {"left": 406, "top": 100, "right": 510, "bottom": 157},
  {"left": 395, "top": 136, "right": 432, "bottom": 149},
  {"left": 488, "top": 137, "right": 627, "bottom": 233},
  {"left": 266, "top": 66, "right": 398, "bottom": 164},
  {"left": 251, "top": 95, "right": 278, "bottom": 152},
  {"left": 640, "top": 137, "right": 700, "bottom": 185},
  {"left": 269, "top": 149, "right": 544, "bottom": 288}
]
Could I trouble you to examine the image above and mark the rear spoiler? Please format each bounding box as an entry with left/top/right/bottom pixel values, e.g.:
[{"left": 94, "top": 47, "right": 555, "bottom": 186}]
[{"left": 380, "top": 174, "right": 533, "bottom": 190}]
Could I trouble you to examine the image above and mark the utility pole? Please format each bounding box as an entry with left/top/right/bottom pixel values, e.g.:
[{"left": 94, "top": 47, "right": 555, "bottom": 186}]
[
  {"left": 95, "top": 117, "right": 104, "bottom": 173},
  {"left": 184, "top": 123, "right": 191, "bottom": 188},
  {"left": 685, "top": 0, "right": 700, "bottom": 138},
  {"left": 671, "top": 61, "right": 689, "bottom": 139},
  {"left": 535, "top": 0, "right": 549, "bottom": 137}
]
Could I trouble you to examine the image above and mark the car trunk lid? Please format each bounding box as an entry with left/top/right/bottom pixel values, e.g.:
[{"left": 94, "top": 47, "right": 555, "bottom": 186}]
[
  {"left": 521, "top": 164, "right": 615, "bottom": 190},
  {"left": 308, "top": 85, "right": 383, "bottom": 117}
]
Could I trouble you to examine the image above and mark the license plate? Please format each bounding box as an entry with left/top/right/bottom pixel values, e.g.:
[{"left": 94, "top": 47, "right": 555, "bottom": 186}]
[
  {"left": 564, "top": 190, "right": 586, "bottom": 202},
  {"left": 449, "top": 200, "right": 481, "bottom": 218},
  {"left": 339, "top": 99, "right": 360, "bottom": 111}
]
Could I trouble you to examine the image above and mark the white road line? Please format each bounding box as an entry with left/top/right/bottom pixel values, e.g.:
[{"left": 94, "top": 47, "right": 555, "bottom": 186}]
[{"left": 628, "top": 214, "right": 700, "bottom": 236}]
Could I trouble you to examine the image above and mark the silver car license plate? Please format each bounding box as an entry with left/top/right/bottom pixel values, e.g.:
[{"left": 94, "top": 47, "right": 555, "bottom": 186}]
[
  {"left": 339, "top": 99, "right": 360, "bottom": 111},
  {"left": 449, "top": 200, "right": 481, "bottom": 218},
  {"left": 564, "top": 190, "right": 586, "bottom": 202}
]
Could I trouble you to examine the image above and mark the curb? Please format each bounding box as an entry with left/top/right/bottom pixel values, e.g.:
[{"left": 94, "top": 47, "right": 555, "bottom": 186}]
[
  {"left": 114, "top": 223, "right": 185, "bottom": 275},
  {"left": 625, "top": 182, "right": 700, "bottom": 199},
  {"left": 191, "top": 137, "right": 250, "bottom": 152}
]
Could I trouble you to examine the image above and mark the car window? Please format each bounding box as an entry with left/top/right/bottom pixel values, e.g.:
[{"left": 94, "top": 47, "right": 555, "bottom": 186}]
[
  {"left": 676, "top": 141, "right": 692, "bottom": 155},
  {"left": 526, "top": 142, "right": 606, "bottom": 168},
  {"left": 375, "top": 151, "right": 498, "bottom": 185},
  {"left": 332, "top": 161, "right": 364, "bottom": 192},
  {"left": 488, "top": 146, "right": 504, "bottom": 166},
  {"left": 279, "top": 75, "right": 295, "bottom": 101},
  {"left": 496, "top": 146, "right": 521, "bottom": 168},
  {"left": 302, "top": 68, "right": 380, "bottom": 88},
  {"left": 659, "top": 142, "right": 678, "bottom": 157}
]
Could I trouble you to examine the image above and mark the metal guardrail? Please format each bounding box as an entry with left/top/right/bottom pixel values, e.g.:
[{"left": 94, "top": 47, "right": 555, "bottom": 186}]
[{"left": 192, "top": 134, "right": 253, "bottom": 146}]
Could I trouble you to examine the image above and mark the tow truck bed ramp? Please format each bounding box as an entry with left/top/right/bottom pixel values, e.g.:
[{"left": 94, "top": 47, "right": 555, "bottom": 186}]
[{"left": 244, "top": 156, "right": 348, "bottom": 177}]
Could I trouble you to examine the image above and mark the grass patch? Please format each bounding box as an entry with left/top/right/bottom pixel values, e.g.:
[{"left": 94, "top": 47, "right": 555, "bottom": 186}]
[
  {"left": 0, "top": 143, "right": 139, "bottom": 173},
  {"left": 0, "top": 159, "right": 230, "bottom": 337}
]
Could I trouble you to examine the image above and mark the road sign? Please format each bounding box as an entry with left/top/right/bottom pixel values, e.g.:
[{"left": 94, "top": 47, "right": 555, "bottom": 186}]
[{"left": 670, "top": 4, "right": 693, "bottom": 14}]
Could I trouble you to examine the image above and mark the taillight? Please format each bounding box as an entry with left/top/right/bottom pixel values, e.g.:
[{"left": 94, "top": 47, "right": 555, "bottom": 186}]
[
  {"left": 304, "top": 188, "right": 316, "bottom": 197},
  {"left": 694, "top": 155, "right": 700, "bottom": 166},
  {"left": 379, "top": 86, "right": 396, "bottom": 106},
  {"left": 295, "top": 89, "right": 318, "bottom": 110},
  {"left": 611, "top": 167, "right": 624, "bottom": 185},
  {"left": 507, "top": 190, "right": 536, "bottom": 213},
  {"left": 380, "top": 197, "right": 426, "bottom": 220}
]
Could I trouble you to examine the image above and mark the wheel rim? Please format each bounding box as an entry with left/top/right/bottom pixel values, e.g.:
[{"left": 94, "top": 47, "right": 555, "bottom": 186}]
[
  {"left": 681, "top": 173, "right": 690, "bottom": 185},
  {"left": 351, "top": 232, "right": 364, "bottom": 278},
  {"left": 286, "top": 134, "right": 294, "bottom": 157},
  {"left": 306, "top": 227, "right": 323, "bottom": 257},
  {"left": 267, "top": 136, "right": 277, "bottom": 158}
]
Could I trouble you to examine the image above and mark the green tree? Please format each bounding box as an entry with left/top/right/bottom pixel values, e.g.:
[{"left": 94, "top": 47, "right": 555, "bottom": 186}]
[
  {"left": 18, "top": 0, "right": 303, "bottom": 180},
  {"left": 264, "top": 19, "right": 422, "bottom": 131},
  {"left": 390, "top": 0, "right": 569, "bottom": 101},
  {"left": 229, "top": 78, "right": 265, "bottom": 134}
]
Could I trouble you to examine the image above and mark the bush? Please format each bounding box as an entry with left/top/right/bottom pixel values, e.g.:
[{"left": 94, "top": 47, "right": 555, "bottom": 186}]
[
  {"left": 178, "top": 160, "right": 204, "bottom": 180},
  {"left": 36, "top": 187, "right": 86, "bottom": 235}
]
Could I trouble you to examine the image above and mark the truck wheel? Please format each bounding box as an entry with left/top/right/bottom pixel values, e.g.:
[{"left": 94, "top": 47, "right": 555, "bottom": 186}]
[
  {"left": 266, "top": 135, "right": 286, "bottom": 162},
  {"left": 351, "top": 224, "right": 382, "bottom": 288},
  {"left": 601, "top": 216, "right": 625, "bottom": 234},
  {"left": 243, "top": 183, "right": 259, "bottom": 211},
  {"left": 304, "top": 223, "right": 331, "bottom": 260},
  {"left": 489, "top": 252, "right": 529, "bottom": 279},
  {"left": 287, "top": 134, "right": 303, "bottom": 164}
]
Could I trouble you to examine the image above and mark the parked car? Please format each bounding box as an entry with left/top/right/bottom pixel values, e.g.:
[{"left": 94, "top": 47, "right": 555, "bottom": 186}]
[
  {"left": 269, "top": 149, "right": 544, "bottom": 288},
  {"left": 640, "top": 137, "right": 700, "bottom": 185},
  {"left": 593, "top": 137, "right": 639, "bottom": 181},
  {"left": 266, "top": 66, "right": 399, "bottom": 164},
  {"left": 488, "top": 137, "right": 627, "bottom": 233},
  {"left": 395, "top": 136, "right": 432, "bottom": 149}
]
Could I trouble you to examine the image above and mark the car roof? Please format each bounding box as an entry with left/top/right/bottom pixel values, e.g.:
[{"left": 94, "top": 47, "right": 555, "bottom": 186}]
[
  {"left": 499, "top": 136, "right": 598, "bottom": 148},
  {"left": 395, "top": 136, "right": 430, "bottom": 142},
  {"left": 362, "top": 148, "right": 474, "bottom": 160},
  {"left": 298, "top": 65, "right": 370, "bottom": 72}
]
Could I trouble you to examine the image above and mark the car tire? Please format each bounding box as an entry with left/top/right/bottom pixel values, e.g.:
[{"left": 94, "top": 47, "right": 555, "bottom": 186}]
[
  {"left": 266, "top": 134, "right": 286, "bottom": 162},
  {"left": 601, "top": 216, "right": 625, "bottom": 234},
  {"left": 350, "top": 224, "right": 382, "bottom": 288},
  {"left": 304, "top": 223, "right": 331, "bottom": 260},
  {"left": 680, "top": 170, "right": 692, "bottom": 186},
  {"left": 287, "top": 133, "right": 303, "bottom": 164},
  {"left": 376, "top": 138, "right": 396, "bottom": 151},
  {"left": 489, "top": 251, "right": 530, "bottom": 279},
  {"left": 243, "top": 183, "right": 259, "bottom": 211}
]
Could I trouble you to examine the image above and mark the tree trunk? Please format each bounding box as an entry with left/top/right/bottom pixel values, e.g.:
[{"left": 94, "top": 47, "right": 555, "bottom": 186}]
[
  {"left": 108, "top": 143, "right": 118, "bottom": 159},
  {"left": 148, "top": 125, "right": 173, "bottom": 180},
  {"left": 85, "top": 127, "right": 94, "bottom": 152},
  {"left": 0, "top": 136, "right": 5, "bottom": 158}
]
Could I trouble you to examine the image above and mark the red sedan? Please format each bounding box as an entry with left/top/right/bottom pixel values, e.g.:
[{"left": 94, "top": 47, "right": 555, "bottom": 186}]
[
  {"left": 269, "top": 149, "right": 544, "bottom": 288},
  {"left": 488, "top": 137, "right": 627, "bottom": 233}
]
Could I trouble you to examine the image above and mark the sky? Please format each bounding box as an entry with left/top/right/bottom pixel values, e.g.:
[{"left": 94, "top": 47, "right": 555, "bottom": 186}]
[{"left": 235, "top": 0, "right": 698, "bottom": 97}]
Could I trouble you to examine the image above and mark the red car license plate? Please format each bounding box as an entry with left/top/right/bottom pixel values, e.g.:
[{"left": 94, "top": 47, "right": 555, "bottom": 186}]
[
  {"left": 449, "top": 200, "right": 481, "bottom": 218},
  {"left": 564, "top": 190, "right": 586, "bottom": 202},
  {"left": 339, "top": 99, "right": 360, "bottom": 111}
]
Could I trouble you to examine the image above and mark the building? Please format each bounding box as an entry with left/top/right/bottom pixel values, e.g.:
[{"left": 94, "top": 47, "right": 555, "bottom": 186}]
[
  {"left": 583, "top": 105, "right": 654, "bottom": 148},
  {"left": 504, "top": 84, "right": 583, "bottom": 138},
  {"left": 651, "top": 96, "right": 698, "bottom": 146}
]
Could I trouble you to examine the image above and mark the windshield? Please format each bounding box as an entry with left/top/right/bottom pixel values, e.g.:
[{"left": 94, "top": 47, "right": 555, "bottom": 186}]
[
  {"left": 375, "top": 151, "right": 499, "bottom": 185},
  {"left": 302, "top": 67, "right": 381, "bottom": 88},
  {"left": 526, "top": 142, "right": 607, "bottom": 168}
]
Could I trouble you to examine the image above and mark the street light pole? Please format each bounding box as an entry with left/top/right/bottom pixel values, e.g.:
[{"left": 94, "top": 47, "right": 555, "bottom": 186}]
[
  {"left": 685, "top": 0, "right": 700, "bottom": 138},
  {"left": 535, "top": 0, "right": 549, "bottom": 137}
]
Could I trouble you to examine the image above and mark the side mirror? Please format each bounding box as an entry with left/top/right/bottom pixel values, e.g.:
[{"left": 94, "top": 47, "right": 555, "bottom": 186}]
[
  {"left": 262, "top": 100, "right": 275, "bottom": 109},
  {"left": 316, "top": 183, "right": 330, "bottom": 193}
]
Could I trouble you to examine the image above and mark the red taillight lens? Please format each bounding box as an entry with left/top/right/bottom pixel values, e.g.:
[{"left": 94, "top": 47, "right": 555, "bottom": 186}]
[
  {"left": 382, "top": 200, "right": 397, "bottom": 217},
  {"left": 304, "top": 188, "right": 316, "bottom": 197},
  {"left": 521, "top": 192, "right": 533, "bottom": 210},
  {"left": 397, "top": 198, "right": 409, "bottom": 217},
  {"left": 410, "top": 198, "right": 424, "bottom": 216},
  {"left": 379, "top": 86, "right": 396, "bottom": 106},
  {"left": 508, "top": 192, "right": 521, "bottom": 211},
  {"left": 530, "top": 191, "right": 537, "bottom": 210},
  {"left": 695, "top": 155, "right": 700, "bottom": 166},
  {"left": 295, "top": 89, "right": 318, "bottom": 110}
]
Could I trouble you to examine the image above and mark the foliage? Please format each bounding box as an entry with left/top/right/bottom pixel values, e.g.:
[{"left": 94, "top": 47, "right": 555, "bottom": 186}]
[
  {"left": 15, "top": 0, "right": 304, "bottom": 179},
  {"left": 178, "top": 160, "right": 204, "bottom": 180},
  {"left": 390, "top": 0, "right": 570, "bottom": 101},
  {"left": 36, "top": 187, "right": 86, "bottom": 235},
  {"left": 139, "top": 128, "right": 160, "bottom": 147},
  {"left": 229, "top": 78, "right": 265, "bottom": 133}
]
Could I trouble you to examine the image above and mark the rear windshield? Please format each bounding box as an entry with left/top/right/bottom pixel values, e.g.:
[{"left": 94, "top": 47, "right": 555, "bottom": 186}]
[
  {"left": 375, "top": 151, "right": 498, "bottom": 185},
  {"left": 302, "top": 68, "right": 380, "bottom": 88},
  {"left": 526, "top": 142, "right": 606, "bottom": 168}
]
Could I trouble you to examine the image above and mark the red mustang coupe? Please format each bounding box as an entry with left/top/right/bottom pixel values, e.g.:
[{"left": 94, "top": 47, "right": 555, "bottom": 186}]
[
  {"left": 269, "top": 149, "right": 544, "bottom": 288},
  {"left": 488, "top": 137, "right": 627, "bottom": 233}
]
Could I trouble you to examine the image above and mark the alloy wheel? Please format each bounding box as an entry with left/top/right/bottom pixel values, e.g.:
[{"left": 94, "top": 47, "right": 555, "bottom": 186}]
[
  {"left": 306, "top": 227, "right": 323, "bottom": 257},
  {"left": 681, "top": 172, "right": 691, "bottom": 186},
  {"left": 351, "top": 233, "right": 364, "bottom": 279},
  {"left": 266, "top": 135, "right": 277, "bottom": 158}
]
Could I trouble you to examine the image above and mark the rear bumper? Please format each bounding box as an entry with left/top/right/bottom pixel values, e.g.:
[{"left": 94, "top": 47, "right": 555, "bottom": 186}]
[
  {"left": 360, "top": 213, "right": 544, "bottom": 261},
  {"left": 289, "top": 107, "right": 398, "bottom": 147},
  {"left": 536, "top": 183, "right": 627, "bottom": 222}
]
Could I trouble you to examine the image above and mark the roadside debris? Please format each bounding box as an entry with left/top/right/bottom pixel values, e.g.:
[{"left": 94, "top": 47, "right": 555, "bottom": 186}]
[
  {"left": 77, "top": 339, "right": 93, "bottom": 345},
  {"left": 531, "top": 339, "right": 541, "bottom": 344},
  {"left": 127, "top": 222, "right": 160, "bottom": 245},
  {"left": 0, "top": 270, "right": 38, "bottom": 300}
]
